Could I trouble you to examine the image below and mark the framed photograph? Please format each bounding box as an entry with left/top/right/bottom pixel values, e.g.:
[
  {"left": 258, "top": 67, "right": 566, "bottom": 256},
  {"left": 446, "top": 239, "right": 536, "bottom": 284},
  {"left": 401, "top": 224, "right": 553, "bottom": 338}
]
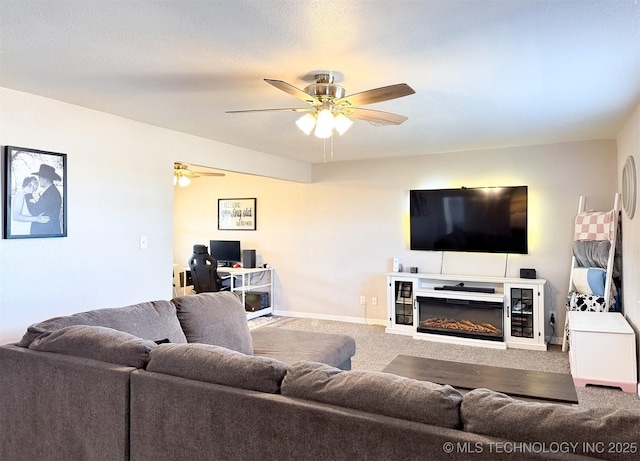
[
  {"left": 3, "top": 146, "right": 67, "bottom": 239},
  {"left": 218, "top": 198, "right": 256, "bottom": 230}
]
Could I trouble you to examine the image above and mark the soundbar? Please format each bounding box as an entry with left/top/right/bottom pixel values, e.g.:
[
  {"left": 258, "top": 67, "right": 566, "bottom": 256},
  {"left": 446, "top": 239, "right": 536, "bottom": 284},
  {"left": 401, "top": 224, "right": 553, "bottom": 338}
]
[{"left": 434, "top": 285, "right": 496, "bottom": 294}]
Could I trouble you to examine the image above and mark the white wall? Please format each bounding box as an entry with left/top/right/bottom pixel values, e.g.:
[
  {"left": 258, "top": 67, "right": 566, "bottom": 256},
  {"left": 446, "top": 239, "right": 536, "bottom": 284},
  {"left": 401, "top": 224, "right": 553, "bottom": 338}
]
[
  {"left": 616, "top": 102, "right": 640, "bottom": 384},
  {"left": 0, "top": 88, "right": 310, "bottom": 343},
  {"left": 174, "top": 139, "right": 618, "bottom": 341}
]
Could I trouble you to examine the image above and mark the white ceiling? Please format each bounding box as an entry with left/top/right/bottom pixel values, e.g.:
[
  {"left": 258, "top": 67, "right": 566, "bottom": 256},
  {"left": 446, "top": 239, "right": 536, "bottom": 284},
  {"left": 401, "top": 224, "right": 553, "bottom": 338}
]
[{"left": 1, "top": 0, "right": 639, "bottom": 164}]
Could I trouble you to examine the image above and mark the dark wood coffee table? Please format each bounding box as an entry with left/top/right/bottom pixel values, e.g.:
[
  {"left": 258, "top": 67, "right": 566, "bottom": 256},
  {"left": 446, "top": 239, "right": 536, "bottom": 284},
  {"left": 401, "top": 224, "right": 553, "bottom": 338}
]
[{"left": 382, "top": 355, "right": 578, "bottom": 404}]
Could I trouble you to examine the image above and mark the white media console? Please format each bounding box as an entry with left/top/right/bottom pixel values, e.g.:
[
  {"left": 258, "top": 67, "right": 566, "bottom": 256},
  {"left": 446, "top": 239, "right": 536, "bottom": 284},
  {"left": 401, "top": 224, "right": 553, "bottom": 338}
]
[{"left": 386, "top": 272, "right": 547, "bottom": 351}]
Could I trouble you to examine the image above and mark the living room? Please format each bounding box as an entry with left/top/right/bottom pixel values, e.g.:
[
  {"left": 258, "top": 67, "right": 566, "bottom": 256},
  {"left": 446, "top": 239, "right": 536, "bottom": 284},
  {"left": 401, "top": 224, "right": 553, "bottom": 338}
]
[{"left": 1, "top": 1, "right": 639, "bottom": 390}]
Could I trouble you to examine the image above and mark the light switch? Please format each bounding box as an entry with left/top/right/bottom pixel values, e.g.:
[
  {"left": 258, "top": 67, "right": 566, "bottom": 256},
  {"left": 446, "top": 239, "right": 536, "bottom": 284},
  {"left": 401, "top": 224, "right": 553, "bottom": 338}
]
[{"left": 139, "top": 235, "right": 148, "bottom": 250}]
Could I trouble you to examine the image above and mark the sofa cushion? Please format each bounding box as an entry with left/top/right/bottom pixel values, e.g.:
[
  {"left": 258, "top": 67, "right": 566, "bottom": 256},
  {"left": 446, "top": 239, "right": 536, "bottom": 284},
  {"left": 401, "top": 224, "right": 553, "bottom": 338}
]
[
  {"left": 251, "top": 327, "right": 355, "bottom": 369},
  {"left": 281, "top": 361, "right": 463, "bottom": 429},
  {"left": 28, "top": 325, "right": 157, "bottom": 368},
  {"left": 172, "top": 292, "right": 253, "bottom": 354},
  {"left": 18, "top": 300, "right": 187, "bottom": 347},
  {"left": 461, "top": 388, "right": 640, "bottom": 460},
  {"left": 146, "top": 343, "right": 287, "bottom": 393}
]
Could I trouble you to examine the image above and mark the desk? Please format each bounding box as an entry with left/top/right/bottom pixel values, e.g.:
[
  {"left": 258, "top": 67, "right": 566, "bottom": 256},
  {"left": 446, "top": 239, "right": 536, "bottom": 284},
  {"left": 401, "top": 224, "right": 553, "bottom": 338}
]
[{"left": 176, "top": 266, "right": 274, "bottom": 320}]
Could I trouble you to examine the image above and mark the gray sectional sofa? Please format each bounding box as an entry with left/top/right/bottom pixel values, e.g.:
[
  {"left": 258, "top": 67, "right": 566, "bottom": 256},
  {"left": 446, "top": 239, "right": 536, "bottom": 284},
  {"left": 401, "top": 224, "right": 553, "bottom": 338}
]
[{"left": 1, "top": 292, "right": 639, "bottom": 461}]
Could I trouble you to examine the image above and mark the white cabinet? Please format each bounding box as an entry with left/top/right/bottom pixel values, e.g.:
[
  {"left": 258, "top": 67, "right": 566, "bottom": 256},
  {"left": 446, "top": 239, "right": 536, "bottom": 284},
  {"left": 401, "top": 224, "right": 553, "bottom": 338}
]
[
  {"left": 386, "top": 277, "right": 417, "bottom": 335},
  {"left": 386, "top": 272, "right": 547, "bottom": 351},
  {"left": 504, "top": 282, "right": 546, "bottom": 351},
  {"left": 568, "top": 311, "right": 637, "bottom": 393}
]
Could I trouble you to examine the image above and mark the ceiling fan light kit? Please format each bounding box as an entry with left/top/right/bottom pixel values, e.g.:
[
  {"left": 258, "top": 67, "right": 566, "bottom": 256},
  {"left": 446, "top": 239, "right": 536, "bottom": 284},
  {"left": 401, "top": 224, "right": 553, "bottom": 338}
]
[
  {"left": 226, "top": 71, "right": 415, "bottom": 155},
  {"left": 334, "top": 113, "right": 354, "bottom": 135},
  {"left": 176, "top": 175, "right": 191, "bottom": 187},
  {"left": 295, "top": 113, "right": 316, "bottom": 135}
]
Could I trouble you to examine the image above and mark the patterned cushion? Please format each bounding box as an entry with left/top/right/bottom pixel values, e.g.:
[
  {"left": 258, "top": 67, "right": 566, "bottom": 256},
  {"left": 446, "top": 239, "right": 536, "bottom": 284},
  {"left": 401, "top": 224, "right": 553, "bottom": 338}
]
[
  {"left": 574, "top": 210, "right": 615, "bottom": 241},
  {"left": 566, "top": 292, "right": 608, "bottom": 312}
]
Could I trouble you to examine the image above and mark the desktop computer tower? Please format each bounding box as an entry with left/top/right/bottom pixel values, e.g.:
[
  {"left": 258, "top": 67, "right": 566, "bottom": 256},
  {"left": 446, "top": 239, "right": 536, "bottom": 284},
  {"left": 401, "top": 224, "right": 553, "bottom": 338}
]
[
  {"left": 245, "top": 291, "right": 270, "bottom": 312},
  {"left": 242, "top": 249, "right": 256, "bottom": 268}
]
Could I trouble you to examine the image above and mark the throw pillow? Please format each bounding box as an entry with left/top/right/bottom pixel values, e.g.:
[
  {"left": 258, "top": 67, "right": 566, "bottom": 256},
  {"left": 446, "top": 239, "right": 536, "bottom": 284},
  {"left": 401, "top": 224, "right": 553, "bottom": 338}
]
[
  {"left": 146, "top": 343, "right": 288, "bottom": 393},
  {"left": 572, "top": 267, "right": 607, "bottom": 296},
  {"left": 172, "top": 292, "right": 253, "bottom": 354},
  {"left": 461, "top": 388, "right": 640, "bottom": 460},
  {"left": 281, "top": 361, "right": 463, "bottom": 429},
  {"left": 29, "top": 325, "right": 157, "bottom": 368},
  {"left": 18, "top": 300, "right": 187, "bottom": 347}
]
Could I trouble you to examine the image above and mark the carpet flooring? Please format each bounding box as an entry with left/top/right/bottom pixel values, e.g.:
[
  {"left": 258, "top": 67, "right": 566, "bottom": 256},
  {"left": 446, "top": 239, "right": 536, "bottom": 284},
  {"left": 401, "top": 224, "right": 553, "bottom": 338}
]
[{"left": 252, "top": 316, "right": 640, "bottom": 411}]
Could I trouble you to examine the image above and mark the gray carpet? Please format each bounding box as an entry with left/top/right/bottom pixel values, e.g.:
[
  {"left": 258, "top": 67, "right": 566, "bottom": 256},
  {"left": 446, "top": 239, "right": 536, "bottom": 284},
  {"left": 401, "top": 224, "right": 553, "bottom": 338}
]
[{"left": 253, "top": 316, "right": 640, "bottom": 411}]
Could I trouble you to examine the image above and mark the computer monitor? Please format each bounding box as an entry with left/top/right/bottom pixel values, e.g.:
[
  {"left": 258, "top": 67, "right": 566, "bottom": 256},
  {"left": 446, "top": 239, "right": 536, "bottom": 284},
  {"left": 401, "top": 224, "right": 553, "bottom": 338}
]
[{"left": 209, "top": 240, "right": 241, "bottom": 267}]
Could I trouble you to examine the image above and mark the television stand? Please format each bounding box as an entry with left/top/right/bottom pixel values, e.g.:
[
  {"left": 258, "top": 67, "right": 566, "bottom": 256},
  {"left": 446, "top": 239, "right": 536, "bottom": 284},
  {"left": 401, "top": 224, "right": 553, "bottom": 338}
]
[{"left": 386, "top": 272, "right": 547, "bottom": 351}]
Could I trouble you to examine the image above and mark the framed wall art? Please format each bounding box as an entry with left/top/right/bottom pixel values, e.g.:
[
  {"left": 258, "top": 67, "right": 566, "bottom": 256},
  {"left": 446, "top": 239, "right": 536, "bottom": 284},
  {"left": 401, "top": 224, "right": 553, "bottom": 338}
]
[
  {"left": 3, "top": 146, "right": 68, "bottom": 239},
  {"left": 218, "top": 198, "right": 256, "bottom": 230}
]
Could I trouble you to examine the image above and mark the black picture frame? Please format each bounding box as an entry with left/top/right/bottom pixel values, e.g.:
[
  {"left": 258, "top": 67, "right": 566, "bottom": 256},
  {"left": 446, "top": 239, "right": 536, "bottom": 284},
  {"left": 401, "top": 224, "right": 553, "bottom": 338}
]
[
  {"left": 3, "top": 146, "right": 68, "bottom": 239},
  {"left": 218, "top": 198, "right": 257, "bottom": 230}
]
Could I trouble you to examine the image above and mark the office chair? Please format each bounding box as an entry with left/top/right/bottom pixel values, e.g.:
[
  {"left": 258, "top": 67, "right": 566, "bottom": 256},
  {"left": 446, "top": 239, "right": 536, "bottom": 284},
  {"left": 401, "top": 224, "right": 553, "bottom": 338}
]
[{"left": 188, "top": 244, "right": 230, "bottom": 293}]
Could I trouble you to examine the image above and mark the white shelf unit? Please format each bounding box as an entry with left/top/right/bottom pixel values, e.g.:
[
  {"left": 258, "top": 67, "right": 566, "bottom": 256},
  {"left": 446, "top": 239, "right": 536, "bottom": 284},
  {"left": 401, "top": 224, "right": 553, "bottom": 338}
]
[
  {"left": 177, "top": 266, "right": 275, "bottom": 320},
  {"left": 386, "top": 272, "right": 547, "bottom": 350},
  {"left": 224, "top": 267, "right": 275, "bottom": 320}
]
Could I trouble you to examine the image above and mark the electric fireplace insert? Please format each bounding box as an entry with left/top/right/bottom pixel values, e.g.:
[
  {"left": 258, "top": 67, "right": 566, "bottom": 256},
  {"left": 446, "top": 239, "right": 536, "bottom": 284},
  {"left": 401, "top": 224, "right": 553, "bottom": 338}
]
[{"left": 417, "top": 295, "right": 503, "bottom": 341}]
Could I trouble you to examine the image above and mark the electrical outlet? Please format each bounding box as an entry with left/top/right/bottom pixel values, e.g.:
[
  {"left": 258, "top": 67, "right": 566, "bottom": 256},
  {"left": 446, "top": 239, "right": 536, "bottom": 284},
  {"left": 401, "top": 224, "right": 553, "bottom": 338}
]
[
  {"left": 549, "top": 311, "right": 556, "bottom": 326},
  {"left": 360, "top": 296, "right": 366, "bottom": 305},
  {"left": 371, "top": 296, "right": 378, "bottom": 306}
]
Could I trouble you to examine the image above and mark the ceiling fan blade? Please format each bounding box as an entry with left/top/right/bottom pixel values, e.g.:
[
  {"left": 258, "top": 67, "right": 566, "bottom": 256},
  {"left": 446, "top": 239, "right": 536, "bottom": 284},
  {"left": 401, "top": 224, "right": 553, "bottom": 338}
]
[
  {"left": 226, "top": 107, "right": 312, "bottom": 114},
  {"left": 335, "top": 83, "right": 415, "bottom": 107},
  {"left": 264, "top": 79, "right": 320, "bottom": 106},
  {"left": 345, "top": 107, "right": 408, "bottom": 125},
  {"left": 194, "top": 172, "right": 226, "bottom": 177}
]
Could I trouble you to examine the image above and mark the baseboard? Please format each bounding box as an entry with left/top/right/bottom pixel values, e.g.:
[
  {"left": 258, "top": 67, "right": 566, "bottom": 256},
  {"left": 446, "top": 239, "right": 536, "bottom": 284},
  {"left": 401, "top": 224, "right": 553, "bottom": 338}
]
[{"left": 272, "top": 309, "right": 386, "bottom": 326}]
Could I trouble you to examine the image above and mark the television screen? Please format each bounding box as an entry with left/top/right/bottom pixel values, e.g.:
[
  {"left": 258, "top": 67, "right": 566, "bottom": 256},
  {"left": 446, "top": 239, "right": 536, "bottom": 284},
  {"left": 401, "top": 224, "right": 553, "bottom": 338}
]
[
  {"left": 209, "top": 240, "right": 241, "bottom": 265},
  {"left": 410, "top": 186, "right": 528, "bottom": 254}
]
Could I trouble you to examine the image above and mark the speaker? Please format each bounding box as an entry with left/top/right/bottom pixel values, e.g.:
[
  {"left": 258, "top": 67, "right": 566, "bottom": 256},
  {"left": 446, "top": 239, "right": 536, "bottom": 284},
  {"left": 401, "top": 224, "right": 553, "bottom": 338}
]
[
  {"left": 520, "top": 268, "right": 537, "bottom": 279},
  {"left": 179, "top": 270, "right": 193, "bottom": 287},
  {"left": 242, "top": 249, "right": 256, "bottom": 268}
]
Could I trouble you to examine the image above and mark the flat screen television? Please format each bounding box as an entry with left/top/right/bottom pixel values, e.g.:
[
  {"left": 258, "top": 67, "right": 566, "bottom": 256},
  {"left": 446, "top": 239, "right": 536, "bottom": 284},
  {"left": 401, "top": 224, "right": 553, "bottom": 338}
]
[
  {"left": 410, "top": 186, "right": 528, "bottom": 254},
  {"left": 209, "top": 240, "right": 241, "bottom": 266}
]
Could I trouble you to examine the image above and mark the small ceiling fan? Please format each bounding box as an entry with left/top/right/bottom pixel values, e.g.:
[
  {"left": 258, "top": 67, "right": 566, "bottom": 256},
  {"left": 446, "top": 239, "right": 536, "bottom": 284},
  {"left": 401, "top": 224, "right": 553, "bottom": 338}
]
[
  {"left": 226, "top": 71, "right": 415, "bottom": 139},
  {"left": 174, "top": 162, "right": 225, "bottom": 187}
]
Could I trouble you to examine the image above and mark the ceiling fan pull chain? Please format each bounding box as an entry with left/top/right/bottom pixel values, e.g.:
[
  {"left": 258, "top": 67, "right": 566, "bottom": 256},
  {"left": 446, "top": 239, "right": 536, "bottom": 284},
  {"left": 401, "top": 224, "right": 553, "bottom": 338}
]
[
  {"left": 323, "top": 138, "right": 327, "bottom": 163},
  {"left": 330, "top": 134, "right": 334, "bottom": 161}
]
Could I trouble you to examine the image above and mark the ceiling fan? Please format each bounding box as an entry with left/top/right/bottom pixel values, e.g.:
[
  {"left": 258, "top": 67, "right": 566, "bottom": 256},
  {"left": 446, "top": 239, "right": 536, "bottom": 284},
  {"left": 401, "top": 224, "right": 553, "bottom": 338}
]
[
  {"left": 174, "top": 162, "right": 225, "bottom": 187},
  {"left": 226, "top": 71, "right": 415, "bottom": 139}
]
